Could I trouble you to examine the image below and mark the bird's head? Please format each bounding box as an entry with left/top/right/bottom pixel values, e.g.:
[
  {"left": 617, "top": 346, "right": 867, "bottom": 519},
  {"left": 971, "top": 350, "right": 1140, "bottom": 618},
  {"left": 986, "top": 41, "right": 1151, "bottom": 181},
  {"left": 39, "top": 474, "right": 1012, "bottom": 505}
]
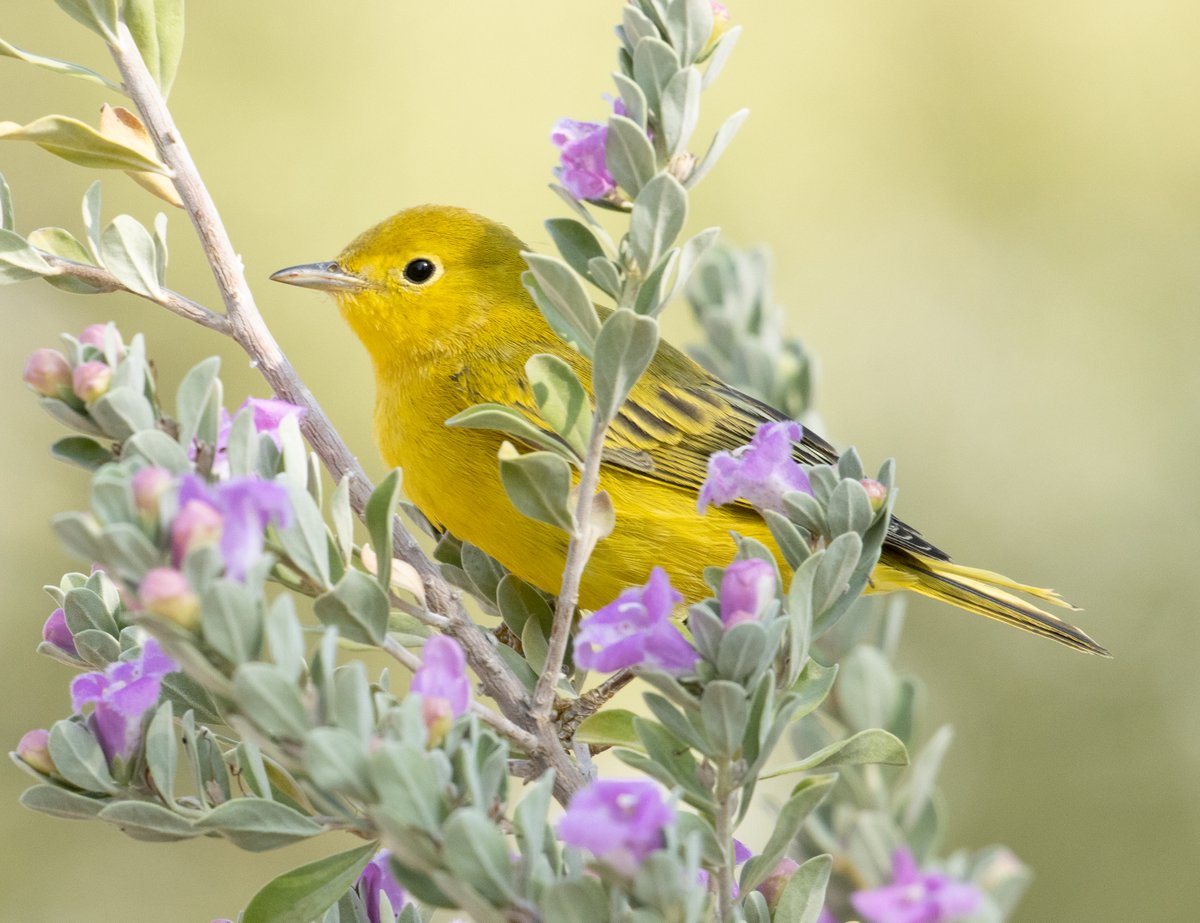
[{"left": 272, "top": 205, "right": 530, "bottom": 367}]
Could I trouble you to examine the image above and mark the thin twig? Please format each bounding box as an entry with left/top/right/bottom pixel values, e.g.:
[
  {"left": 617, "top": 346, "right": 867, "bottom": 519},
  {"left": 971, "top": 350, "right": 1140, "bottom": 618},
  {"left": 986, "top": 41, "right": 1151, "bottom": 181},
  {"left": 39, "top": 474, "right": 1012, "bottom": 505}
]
[
  {"left": 558, "top": 669, "right": 634, "bottom": 739},
  {"left": 107, "top": 22, "right": 585, "bottom": 801}
]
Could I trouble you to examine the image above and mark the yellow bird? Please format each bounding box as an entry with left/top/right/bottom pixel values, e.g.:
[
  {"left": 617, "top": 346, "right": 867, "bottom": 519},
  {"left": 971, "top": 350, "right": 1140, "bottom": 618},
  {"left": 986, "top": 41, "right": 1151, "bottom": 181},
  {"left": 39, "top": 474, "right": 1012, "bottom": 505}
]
[{"left": 272, "top": 206, "right": 1107, "bottom": 656}]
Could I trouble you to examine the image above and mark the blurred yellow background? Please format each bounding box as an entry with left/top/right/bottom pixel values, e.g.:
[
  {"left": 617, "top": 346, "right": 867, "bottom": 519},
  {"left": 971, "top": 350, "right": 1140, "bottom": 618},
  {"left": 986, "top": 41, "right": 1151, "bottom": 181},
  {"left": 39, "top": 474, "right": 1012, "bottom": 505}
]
[{"left": 2, "top": 2, "right": 1197, "bottom": 920}]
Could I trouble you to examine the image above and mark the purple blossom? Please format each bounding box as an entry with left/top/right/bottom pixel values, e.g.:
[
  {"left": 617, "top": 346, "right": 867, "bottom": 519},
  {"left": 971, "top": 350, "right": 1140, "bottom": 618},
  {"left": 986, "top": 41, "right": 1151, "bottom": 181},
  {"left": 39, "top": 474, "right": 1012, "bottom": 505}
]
[
  {"left": 175, "top": 474, "right": 291, "bottom": 581},
  {"left": 558, "top": 779, "right": 674, "bottom": 877},
  {"left": 573, "top": 568, "right": 699, "bottom": 675},
  {"left": 69, "top": 638, "right": 179, "bottom": 766},
  {"left": 219, "top": 397, "right": 308, "bottom": 452},
  {"left": 355, "top": 849, "right": 406, "bottom": 923},
  {"left": 42, "top": 607, "right": 77, "bottom": 656},
  {"left": 697, "top": 838, "right": 753, "bottom": 895},
  {"left": 851, "top": 849, "right": 983, "bottom": 923},
  {"left": 551, "top": 118, "right": 615, "bottom": 199},
  {"left": 719, "top": 559, "right": 778, "bottom": 627},
  {"left": 410, "top": 636, "right": 471, "bottom": 733},
  {"left": 697, "top": 421, "right": 812, "bottom": 514}
]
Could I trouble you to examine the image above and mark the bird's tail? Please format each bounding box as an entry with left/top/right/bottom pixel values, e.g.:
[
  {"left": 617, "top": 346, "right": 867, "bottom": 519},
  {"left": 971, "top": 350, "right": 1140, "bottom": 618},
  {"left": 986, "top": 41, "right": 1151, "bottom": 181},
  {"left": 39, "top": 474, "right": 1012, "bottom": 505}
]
[{"left": 876, "top": 553, "right": 1110, "bottom": 656}]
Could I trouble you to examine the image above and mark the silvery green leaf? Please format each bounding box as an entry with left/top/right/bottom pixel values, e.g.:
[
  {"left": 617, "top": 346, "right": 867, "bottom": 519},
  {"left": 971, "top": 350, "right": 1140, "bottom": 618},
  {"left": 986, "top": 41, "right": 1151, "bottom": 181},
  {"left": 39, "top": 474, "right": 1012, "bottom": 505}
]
[
  {"left": 38, "top": 397, "right": 104, "bottom": 436},
  {"left": 660, "top": 67, "right": 701, "bottom": 156},
  {"left": 123, "top": 0, "right": 185, "bottom": 96},
  {"left": 81, "top": 180, "right": 102, "bottom": 260},
  {"left": 90, "top": 385, "right": 156, "bottom": 439},
  {"left": 496, "top": 574, "right": 552, "bottom": 638},
  {"left": 313, "top": 569, "right": 389, "bottom": 646},
  {"left": 73, "top": 628, "right": 121, "bottom": 667},
  {"left": 53, "top": 0, "right": 120, "bottom": 40},
  {"left": 160, "top": 671, "right": 221, "bottom": 724},
  {"left": 446, "top": 402, "right": 574, "bottom": 461},
  {"left": 526, "top": 353, "right": 592, "bottom": 459},
  {"left": 242, "top": 841, "right": 378, "bottom": 923},
  {"left": 613, "top": 71, "right": 649, "bottom": 130},
  {"left": 145, "top": 700, "right": 177, "bottom": 805},
  {"left": 630, "top": 719, "right": 712, "bottom": 808},
  {"left": 48, "top": 719, "right": 118, "bottom": 794},
  {"left": 827, "top": 478, "right": 872, "bottom": 537},
  {"left": 541, "top": 879, "right": 609, "bottom": 923},
  {"left": 513, "top": 769, "right": 556, "bottom": 877},
  {"left": 278, "top": 483, "right": 332, "bottom": 590},
  {"left": 27, "top": 226, "right": 106, "bottom": 293},
  {"left": 233, "top": 663, "right": 308, "bottom": 740},
  {"left": 442, "top": 809, "right": 517, "bottom": 904},
  {"left": 699, "top": 680, "right": 748, "bottom": 757},
  {"left": 621, "top": 2, "right": 661, "bottom": 48},
  {"left": 98, "top": 800, "right": 199, "bottom": 841},
  {"left": 592, "top": 309, "right": 659, "bottom": 421},
  {"left": 550, "top": 182, "right": 605, "bottom": 228},
  {"left": 630, "top": 173, "right": 687, "bottom": 273},
  {"left": 234, "top": 738, "right": 273, "bottom": 800},
  {"left": 333, "top": 662, "right": 373, "bottom": 739},
  {"left": 771, "top": 854, "right": 833, "bottom": 923},
  {"left": 715, "top": 619, "right": 769, "bottom": 684},
  {"left": 586, "top": 256, "right": 623, "bottom": 298},
  {"left": 744, "top": 891, "right": 771, "bottom": 923},
  {"left": 605, "top": 115, "right": 657, "bottom": 197},
  {"left": 196, "top": 798, "right": 323, "bottom": 851},
  {"left": 364, "top": 468, "right": 401, "bottom": 592},
  {"left": 0, "top": 228, "right": 52, "bottom": 281},
  {"left": 495, "top": 644, "right": 537, "bottom": 692},
  {"left": 123, "top": 429, "right": 189, "bottom": 473},
  {"left": 174, "top": 355, "right": 220, "bottom": 450},
  {"left": 304, "top": 727, "right": 371, "bottom": 801},
  {"left": 665, "top": 226, "right": 719, "bottom": 303},
  {"left": 266, "top": 594, "right": 304, "bottom": 683},
  {"left": 545, "top": 216, "right": 609, "bottom": 283},
  {"left": 98, "top": 521, "right": 160, "bottom": 580},
  {"left": 837, "top": 644, "right": 899, "bottom": 732},
  {"left": 19, "top": 784, "right": 106, "bottom": 820},
  {"left": 739, "top": 775, "right": 835, "bottom": 893},
  {"left": 836, "top": 446, "right": 864, "bottom": 481},
  {"left": 0, "top": 172, "right": 12, "bottom": 230},
  {"left": 573, "top": 708, "right": 641, "bottom": 749},
  {"left": 665, "top": 0, "right": 713, "bottom": 65},
  {"left": 461, "top": 542, "right": 506, "bottom": 602},
  {"left": 765, "top": 728, "right": 908, "bottom": 778},
  {"left": 901, "top": 724, "right": 954, "bottom": 831},
  {"left": 685, "top": 107, "right": 748, "bottom": 188},
  {"left": 0, "top": 114, "right": 167, "bottom": 172},
  {"left": 201, "top": 579, "right": 262, "bottom": 665},
  {"left": 783, "top": 490, "right": 826, "bottom": 538},
  {"left": 764, "top": 509, "right": 810, "bottom": 572},
  {"left": 276, "top": 412, "right": 307, "bottom": 489},
  {"left": 52, "top": 511, "right": 104, "bottom": 562},
  {"left": 91, "top": 472, "right": 134, "bottom": 525},
  {"left": 523, "top": 252, "right": 601, "bottom": 348},
  {"left": 812, "top": 532, "right": 861, "bottom": 617},
  {"left": 632, "top": 37, "right": 680, "bottom": 116},
  {"left": 643, "top": 693, "right": 707, "bottom": 751},
  {"left": 687, "top": 601, "right": 723, "bottom": 662},
  {"left": 700, "top": 24, "right": 741, "bottom": 87},
  {"left": 498, "top": 445, "right": 575, "bottom": 532},
  {"left": 631, "top": 247, "right": 676, "bottom": 317},
  {"left": 330, "top": 474, "right": 353, "bottom": 564},
  {"left": 220, "top": 403, "right": 255, "bottom": 478},
  {"left": 99, "top": 214, "right": 161, "bottom": 298},
  {"left": 368, "top": 742, "right": 444, "bottom": 834},
  {"left": 65, "top": 586, "right": 119, "bottom": 636},
  {"left": 520, "top": 616, "right": 549, "bottom": 674},
  {"left": 523, "top": 271, "right": 595, "bottom": 358}
]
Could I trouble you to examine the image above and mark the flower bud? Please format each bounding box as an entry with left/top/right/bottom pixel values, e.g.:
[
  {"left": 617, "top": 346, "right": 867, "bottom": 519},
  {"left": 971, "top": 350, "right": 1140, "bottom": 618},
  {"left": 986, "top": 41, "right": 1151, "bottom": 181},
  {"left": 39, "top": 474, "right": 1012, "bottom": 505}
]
[
  {"left": 79, "top": 322, "right": 124, "bottom": 354},
  {"left": 719, "top": 558, "right": 777, "bottom": 627},
  {"left": 72, "top": 360, "right": 112, "bottom": 403},
  {"left": 132, "top": 467, "right": 173, "bottom": 520},
  {"left": 23, "top": 349, "right": 72, "bottom": 397},
  {"left": 756, "top": 857, "right": 800, "bottom": 912},
  {"left": 16, "top": 729, "right": 56, "bottom": 776},
  {"left": 860, "top": 478, "right": 888, "bottom": 512},
  {"left": 171, "top": 499, "right": 223, "bottom": 564},
  {"left": 704, "top": 2, "right": 732, "bottom": 54},
  {"left": 139, "top": 567, "right": 199, "bottom": 629},
  {"left": 42, "top": 607, "right": 77, "bottom": 657}
]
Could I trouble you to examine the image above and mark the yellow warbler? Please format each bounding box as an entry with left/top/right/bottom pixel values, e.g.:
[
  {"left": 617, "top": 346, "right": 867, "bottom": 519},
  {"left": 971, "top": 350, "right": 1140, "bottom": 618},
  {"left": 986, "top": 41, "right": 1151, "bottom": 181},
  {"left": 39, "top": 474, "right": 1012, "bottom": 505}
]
[{"left": 272, "top": 206, "right": 1106, "bottom": 655}]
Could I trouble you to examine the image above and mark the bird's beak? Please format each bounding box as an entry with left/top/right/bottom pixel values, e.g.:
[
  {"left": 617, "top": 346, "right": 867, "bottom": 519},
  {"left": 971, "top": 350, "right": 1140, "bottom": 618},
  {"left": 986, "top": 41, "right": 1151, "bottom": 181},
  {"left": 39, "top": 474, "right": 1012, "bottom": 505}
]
[{"left": 269, "top": 261, "right": 370, "bottom": 292}]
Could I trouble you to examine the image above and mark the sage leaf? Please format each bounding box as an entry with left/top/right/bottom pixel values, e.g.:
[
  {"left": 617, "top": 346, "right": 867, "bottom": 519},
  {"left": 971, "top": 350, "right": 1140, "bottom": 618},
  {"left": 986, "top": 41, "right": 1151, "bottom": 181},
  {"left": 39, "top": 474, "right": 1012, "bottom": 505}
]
[{"left": 242, "top": 841, "right": 378, "bottom": 923}]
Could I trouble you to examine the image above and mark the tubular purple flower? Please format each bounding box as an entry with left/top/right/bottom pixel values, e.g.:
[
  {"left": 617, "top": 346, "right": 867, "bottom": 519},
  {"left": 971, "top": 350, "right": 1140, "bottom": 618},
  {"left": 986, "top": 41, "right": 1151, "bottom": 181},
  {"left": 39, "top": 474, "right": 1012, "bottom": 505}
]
[
  {"left": 697, "top": 421, "right": 811, "bottom": 514},
  {"left": 69, "top": 638, "right": 179, "bottom": 766},
  {"left": 851, "top": 848, "right": 983, "bottom": 923},
  {"left": 23, "top": 348, "right": 72, "bottom": 397},
  {"left": 410, "top": 635, "right": 471, "bottom": 737},
  {"left": 240, "top": 397, "right": 307, "bottom": 446},
  {"left": 16, "top": 728, "right": 55, "bottom": 776},
  {"left": 719, "top": 558, "right": 777, "bottom": 627},
  {"left": 557, "top": 779, "right": 674, "bottom": 877},
  {"left": 355, "top": 849, "right": 407, "bottom": 923},
  {"left": 551, "top": 118, "right": 615, "bottom": 200},
  {"left": 42, "top": 607, "right": 77, "bottom": 656},
  {"left": 139, "top": 567, "right": 200, "bottom": 629},
  {"left": 175, "top": 474, "right": 291, "bottom": 581},
  {"left": 573, "top": 567, "right": 699, "bottom": 675},
  {"left": 71, "top": 360, "right": 111, "bottom": 403}
]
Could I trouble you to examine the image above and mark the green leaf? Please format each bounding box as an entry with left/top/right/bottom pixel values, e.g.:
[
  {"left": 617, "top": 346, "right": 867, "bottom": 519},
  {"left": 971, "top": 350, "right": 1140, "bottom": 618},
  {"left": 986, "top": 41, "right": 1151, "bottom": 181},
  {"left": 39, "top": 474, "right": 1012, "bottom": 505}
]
[
  {"left": 0, "top": 115, "right": 167, "bottom": 173},
  {"left": 330, "top": 475, "right": 354, "bottom": 565},
  {"left": 0, "top": 38, "right": 120, "bottom": 90},
  {"left": 49, "top": 435, "right": 111, "bottom": 471},
  {"left": 621, "top": 2, "right": 661, "bottom": 50},
  {"left": 442, "top": 809, "right": 517, "bottom": 904},
  {"left": 98, "top": 800, "right": 200, "bottom": 841},
  {"left": 278, "top": 484, "right": 333, "bottom": 590},
  {"left": 19, "top": 784, "right": 106, "bottom": 820},
  {"left": 629, "top": 173, "right": 688, "bottom": 273},
  {"left": 632, "top": 37, "right": 680, "bottom": 117},
  {"left": 605, "top": 114, "right": 657, "bottom": 197},
  {"left": 201, "top": 579, "right": 263, "bottom": 665},
  {"left": 124, "top": 0, "right": 185, "bottom": 96},
  {"left": 512, "top": 769, "right": 555, "bottom": 882},
  {"left": 266, "top": 594, "right": 305, "bottom": 683},
  {"left": 233, "top": 663, "right": 309, "bottom": 740},
  {"left": 364, "top": 468, "right": 401, "bottom": 592},
  {"left": 144, "top": 700, "right": 177, "bottom": 805},
  {"left": 837, "top": 645, "right": 900, "bottom": 732},
  {"left": 72, "top": 628, "right": 121, "bottom": 667},
  {"left": 0, "top": 172, "right": 12, "bottom": 231},
  {"left": 124, "top": 428, "right": 191, "bottom": 472},
  {"left": 587, "top": 256, "right": 623, "bottom": 299},
  {"left": 303, "top": 727, "right": 371, "bottom": 801},
  {"left": 699, "top": 680, "right": 748, "bottom": 757},
  {"left": 685, "top": 107, "right": 748, "bottom": 188},
  {"left": 574, "top": 708, "right": 641, "bottom": 749},
  {"left": 592, "top": 309, "right": 659, "bottom": 421},
  {"left": 100, "top": 214, "right": 162, "bottom": 298},
  {"left": 812, "top": 532, "right": 861, "bottom": 621},
  {"left": 764, "top": 728, "right": 908, "bottom": 779},
  {"left": 27, "top": 226, "right": 106, "bottom": 293},
  {"left": 89, "top": 385, "right": 156, "bottom": 439},
  {"left": 195, "top": 797, "right": 323, "bottom": 851},
  {"left": 446, "top": 402, "right": 573, "bottom": 461},
  {"left": 64, "top": 585, "right": 118, "bottom": 637},
  {"left": 901, "top": 724, "right": 953, "bottom": 831},
  {"left": 739, "top": 775, "right": 835, "bottom": 893},
  {"left": 175, "top": 355, "right": 221, "bottom": 450},
  {"left": 242, "top": 841, "right": 378, "bottom": 923},
  {"left": 313, "top": 569, "right": 390, "bottom": 646},
  {"left": 715, "top": 619, "right": 769, "bottom": 684},
  {"left": 771, "top": 854, "right": 833, "bottom": 923},
  {"left": 700, "top": 24, "right": 741, "bottom": 88},
  {"left": 498, "top": 445, "right": 575, "bottom": 532},
  {"left": 461, "top": 542, "right": 506, "bottom": 602},
  {"left": 48, "top": 720, "right": 118, "bottom": 794},
  {"left": 496, "top": 574, "right": 552, "bottom": 638},
  {"left": 0, "top": 228, "right": 52, "bottom": 281},
  {"left": 520, "top": 615, "right": 549, "bottom": 674},
  {"left": 827, "top": 478, "right": 873, "bottom": 537},
  {"left": 526, "top": 353, "right": 592, "bottom": 459},
  {"left": 613, "top": 72, "right": 649, "bottom": 130},
  {"left": 660, "top": 67, "right": 701, "bottom": 156},
  {"left": 522, "top": 253, "right": 600, "bottom": 350},
  {"left": 540, "top": 878, "right": 609, "bottom": 923},
  {"left": 53, "top": 0, "right": 120, "bottom": 41},
  {"left": 82, "top": 180, "right": 102, "bottom": 260},
  {"left": 52, "top": 511, "right": 104, "bottom": 562},
  {"left": 545, "top": 217, "right": 609, "bottom": 284},
  {"left": 665, "top": 0, "right": 714, "bottom": 65},
  {"left": 632, "top": 248, "right": 678, "bottom": 316},
  {"left": 666, "top": 225, "right": 719, "bottom": 303}
]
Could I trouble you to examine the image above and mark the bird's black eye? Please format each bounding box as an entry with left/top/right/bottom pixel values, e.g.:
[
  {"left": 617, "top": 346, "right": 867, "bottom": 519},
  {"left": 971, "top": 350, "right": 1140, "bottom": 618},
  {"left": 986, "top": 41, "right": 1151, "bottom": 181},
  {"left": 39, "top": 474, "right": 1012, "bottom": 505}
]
[{"left": 403, "top": 258, "right": 436, "bottom": 284}]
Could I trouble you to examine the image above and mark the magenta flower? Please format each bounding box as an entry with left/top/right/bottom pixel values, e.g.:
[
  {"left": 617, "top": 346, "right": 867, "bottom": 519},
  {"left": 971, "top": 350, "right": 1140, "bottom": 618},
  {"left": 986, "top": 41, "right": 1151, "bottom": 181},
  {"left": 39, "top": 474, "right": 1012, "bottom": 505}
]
[
  {"left": 558, "top": 779, "right": 675, "bottom": 877},
  {"left": 573, "top": 568, "right": 698, "bottom": 675},
  {"left": 851, "top": 849, "right": 983, "bottom": 923},
  {"left": 697, "top": 421, "right": 811, "bottom": 514},
  {"left": 23, "top": 348, "right": 72, "bottom": 396},
  {"left": 551, "top": 118, "right": 615, "bottom": 200},
  {"left": 355, "top": 849, "right": 406, "bottom": 923},
  {"left": 410, "top": 636, "right": 471, "bottom": 734},
  {"left": 72, "top": 360, "right": 111, "bottom": 403},
  {"left": 217, "top": 397, "right": 308, "bottom": 453},
  {"left": 175, "top": 474, "right": 291, "bottom": 581},
  {"left": 719, "top": 559, "right": 777, "bottom": 627},
  {"left": 69, "top": 638, "right": 179, "bottom": 766},
  {"left": 42, "top": 607, "right": 77, "bottom": 657}
]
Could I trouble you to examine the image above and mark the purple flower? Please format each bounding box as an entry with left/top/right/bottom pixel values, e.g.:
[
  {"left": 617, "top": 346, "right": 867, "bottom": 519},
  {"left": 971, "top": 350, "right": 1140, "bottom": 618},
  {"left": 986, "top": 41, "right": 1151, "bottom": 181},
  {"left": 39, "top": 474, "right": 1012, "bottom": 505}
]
[
  {"left": 23, "top": 348, "right": 72, "bottom": 396},
  {"left": 355, "top": 849, "right": 406, "bottom": 923},
  {"left": 697, "top": 838, "right": 753, "bottom": 895},
  {"left": 851, "top": 849, "right": 983, "bottom": 923},
  {"left": 410, "top": 636, "right": 471, "bottom": 735},
  {"left": 719, "top": 559, "right": 777, "bottom": 627},
  {"left": 697, "top": 421, "right": 812, "bottom": 514},
  {"left": 574, "top": 568, "right": 699, "bottom": 675},
  {"left": 69, "top": 638, "right": 179, "bottom": 766},
  {"left": 551, "top": 118, "right": 615, "bottom": 200},
  {"left": 175, "top": 474, "right": 291, "bottom": 581},
  {"left": 558, "top": 779, "right": 674, "bottom": 876},
  {"left": 218, "top": 397, "right": 308, "bottom": 452},
  {"left": 42, "top": 607, "right": 77, "bottom": 656}
]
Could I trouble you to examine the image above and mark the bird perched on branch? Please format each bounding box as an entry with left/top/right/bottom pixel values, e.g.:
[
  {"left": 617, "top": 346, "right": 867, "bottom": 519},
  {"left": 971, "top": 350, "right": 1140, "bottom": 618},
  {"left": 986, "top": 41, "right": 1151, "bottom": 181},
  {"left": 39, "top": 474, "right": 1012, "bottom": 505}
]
[{"left": 272, "top": 205, "right": 1107, "bottom": 656}]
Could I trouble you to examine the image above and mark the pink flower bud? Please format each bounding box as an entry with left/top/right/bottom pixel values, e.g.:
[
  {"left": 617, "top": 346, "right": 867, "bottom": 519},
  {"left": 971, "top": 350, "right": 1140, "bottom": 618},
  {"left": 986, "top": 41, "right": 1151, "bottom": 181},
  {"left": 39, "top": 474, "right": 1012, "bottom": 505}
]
[
  {"left": 132, "top": 467, "right": 173, "bottom": 519},
  {"left": 719, "top": 558, "right": 777, "bottom": 627},
  {"left": 72, "top": 360, "right": 112, "bottom": 403},
  {"left": 756, "top": 857, "right": 800, "bottom": 911},
  {"left": 17, "top": 729, "right": 55, "bottom": 776},
  {"left": 705, "top": 2, "right": 732, "bottom": 53},
  {"left": 860, "top": 478, "right": 888, "bottom": 512},
  {"left": 139, "top": 567, "right": 199, "bottom": 628},
  {"left": 22, "top": 349, "right": 72, "bottom": 397},
  {"left": 79, "top": 322, "right": 123, "bottom": 354},
  {"left": 171, "top": 498, "right": 223, "bottom": 564}
]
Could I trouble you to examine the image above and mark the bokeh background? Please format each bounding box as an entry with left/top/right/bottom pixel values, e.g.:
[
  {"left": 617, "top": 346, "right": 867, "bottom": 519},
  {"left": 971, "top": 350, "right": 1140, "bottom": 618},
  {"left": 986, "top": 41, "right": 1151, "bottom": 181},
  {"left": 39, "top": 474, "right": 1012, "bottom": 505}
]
[{"left": 2, "top": 2, "right": 1197, "bottom": 920}]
